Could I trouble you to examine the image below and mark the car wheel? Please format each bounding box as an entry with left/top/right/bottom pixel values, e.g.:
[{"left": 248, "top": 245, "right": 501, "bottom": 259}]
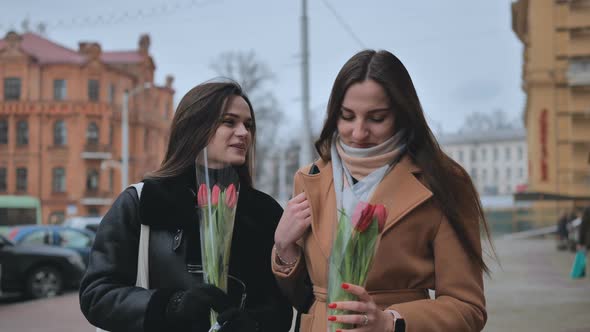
[{"left": 26, "top": 266, "right": 63, "bottom": 299}]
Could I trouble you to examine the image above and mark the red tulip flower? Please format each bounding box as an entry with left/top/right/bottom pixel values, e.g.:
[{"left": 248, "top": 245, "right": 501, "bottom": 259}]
[
  {"left": 197, "top": 184, "right": 209, "bottom": 207},
  {"left": 351, "top": 202, "right": 376, "bottom": 233},
  {"left": 224, "top": 184, "right": 238, "bottom": 209},
  {"left": 373, "top": 204, "right": 387, "bottom": 233},
  {"left": 211, "top": 185, "right": 221, "bottom": 206}
]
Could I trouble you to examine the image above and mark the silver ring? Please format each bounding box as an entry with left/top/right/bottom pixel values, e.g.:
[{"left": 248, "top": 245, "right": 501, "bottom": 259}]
[{"left": 362, "top": 314, "right": 369, "bottom": 326}]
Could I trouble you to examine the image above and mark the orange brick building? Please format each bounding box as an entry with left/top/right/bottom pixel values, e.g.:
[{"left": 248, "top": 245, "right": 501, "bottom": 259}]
[{"left": 0, "top": 31, "right": 174, "bottom": 224}]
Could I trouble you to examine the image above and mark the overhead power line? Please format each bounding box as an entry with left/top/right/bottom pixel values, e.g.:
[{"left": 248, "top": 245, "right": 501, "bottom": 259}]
[
  {"left": 0, "top": 0, "right": 220, "bottom": 33},
  {"left": 320, "top": 0, "right": 366, "bottom": 49}
]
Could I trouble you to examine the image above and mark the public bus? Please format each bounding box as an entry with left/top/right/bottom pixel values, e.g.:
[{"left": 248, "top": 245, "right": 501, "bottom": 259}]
[{"left": 0, "top": 195, "right": 42, "bottom": 228}]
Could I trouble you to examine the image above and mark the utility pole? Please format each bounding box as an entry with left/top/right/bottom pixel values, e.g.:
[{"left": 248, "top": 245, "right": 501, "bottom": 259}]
[
  {"left": 122, "top": 92, "right": 130, "bottom": 192},
  {"left": 299, "top": 0, "right": 314, "bottom": 166},
  {"left": 121, "top": 83, "right": 151, "bottom": 191}
]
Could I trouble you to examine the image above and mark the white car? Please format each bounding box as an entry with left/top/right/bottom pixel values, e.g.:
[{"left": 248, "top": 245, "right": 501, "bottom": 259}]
[{"left": 62, "top": 216, "right": 103, "bottom": 233}]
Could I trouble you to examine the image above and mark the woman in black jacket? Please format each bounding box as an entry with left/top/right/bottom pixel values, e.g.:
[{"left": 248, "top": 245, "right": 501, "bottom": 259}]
[{"left": 79, "top": 81, "right": 293, "bottom": 332}]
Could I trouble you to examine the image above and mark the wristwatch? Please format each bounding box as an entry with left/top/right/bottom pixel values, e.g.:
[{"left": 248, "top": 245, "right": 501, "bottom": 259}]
[{"left": 387, "top": 310, "right": 406, "bottom": 332}]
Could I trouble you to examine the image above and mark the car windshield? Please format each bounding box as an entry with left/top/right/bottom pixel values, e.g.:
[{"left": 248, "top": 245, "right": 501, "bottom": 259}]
[{"left": 0, "top": 234, "right": 15, "bottom": 246}]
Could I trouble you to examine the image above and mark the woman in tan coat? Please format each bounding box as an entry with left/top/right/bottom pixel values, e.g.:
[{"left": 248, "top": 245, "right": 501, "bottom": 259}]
[{"left": 272, "top": 50, "right": 493, "bottom": 332}]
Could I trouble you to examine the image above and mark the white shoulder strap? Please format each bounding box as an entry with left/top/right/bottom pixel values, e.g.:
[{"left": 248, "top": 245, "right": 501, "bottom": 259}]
[
  {"left": 131, "top": 182, "right": 149, "bottom": 289},
  {"left": 95, "top": 183, "right": 149, "bottom": 332}
]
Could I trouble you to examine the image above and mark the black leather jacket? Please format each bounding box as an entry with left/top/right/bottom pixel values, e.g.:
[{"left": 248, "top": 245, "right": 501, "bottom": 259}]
[{"left": 79, "top": 171, "right": 293, "bottom": 332}]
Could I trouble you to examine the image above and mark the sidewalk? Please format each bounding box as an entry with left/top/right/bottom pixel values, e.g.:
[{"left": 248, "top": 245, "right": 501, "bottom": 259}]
[
  {"left": 1, "top": 238, "right": 588, "bottom": 331},
  {"left": 484, "top": 238, "right": 590, "bottom": 331}
]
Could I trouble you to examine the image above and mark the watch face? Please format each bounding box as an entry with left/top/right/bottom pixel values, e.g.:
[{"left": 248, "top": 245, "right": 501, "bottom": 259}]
[{"left": 395, "top": 318, "right": 406, "bottom": 332}]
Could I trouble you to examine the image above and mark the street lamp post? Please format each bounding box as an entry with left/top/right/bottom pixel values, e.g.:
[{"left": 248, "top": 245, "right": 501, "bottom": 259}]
[{"left": 121, "top": 82, "right": 152, "bottom": 191}]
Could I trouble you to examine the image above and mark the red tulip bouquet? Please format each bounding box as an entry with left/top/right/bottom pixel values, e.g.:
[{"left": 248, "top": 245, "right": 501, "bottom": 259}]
[
  {"left": 195, "top": 151, "right": 240, "bottom": 330},
  {"left": 327, "top": 201, "right": 387, "bottom": 331}
]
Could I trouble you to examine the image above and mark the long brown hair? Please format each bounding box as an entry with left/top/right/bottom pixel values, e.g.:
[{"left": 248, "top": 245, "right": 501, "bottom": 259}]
[
  {"left": 315, "top": 50, "right": 494, "bottom": 273},
  {"left": 148, "top": 80, "right": 256, "bottom": 186}
]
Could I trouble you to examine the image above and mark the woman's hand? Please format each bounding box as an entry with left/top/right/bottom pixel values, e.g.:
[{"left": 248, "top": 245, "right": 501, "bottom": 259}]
[
  {"left": 327, "top": 283, "right": 395, "bottom": 332},
  {"left": 274, "top": 192, "right": 312, "bottom": 260}
]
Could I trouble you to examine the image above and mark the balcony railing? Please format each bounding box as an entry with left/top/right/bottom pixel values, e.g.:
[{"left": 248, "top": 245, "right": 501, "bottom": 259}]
[
  {"left": 80, "top": 190, "right": 114, "bottom": 206},
  {"left": 82, "top": 144, "right": 113, "bottom": 160}
]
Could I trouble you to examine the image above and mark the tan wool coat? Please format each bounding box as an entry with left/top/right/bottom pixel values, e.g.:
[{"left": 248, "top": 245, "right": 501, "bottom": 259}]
[{"left": 272, "top": 156, "right": 486, "bottom": 332}]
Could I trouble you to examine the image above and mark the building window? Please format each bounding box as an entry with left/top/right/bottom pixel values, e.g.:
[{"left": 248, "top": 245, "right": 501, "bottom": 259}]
[
  {"left": 108, "top": 83, "right": 116, "bottom": 104},
  {"left": 519, "top": 167, "right": 524, "bottom": 178},
  {"left": 49, "top": 211, "right": 65, "bottom": 224},
  {"left": 458, "top": 150, "right": 464, "bottom": 163},
  {"left": 88, "top": 79, "right": 100, "bottom": 102},
  {"left": 493, "top": 147, "right": 498, "bottom": 161},
  {"left": 471, "top": 168, "right": 477, "bottom": 180},
  {"left": 53, "top": 120, "right": 67, "bottom": 146},
  {"left": 4, "top": 77, "right": 21, "bottom": 100},
  {"left": 144, "top": 128, "right": 149, "bottom": 151},
  {"left": 506, "top": 168, "right": 512, "bottom": 180},
  {"left": 16, "top": 167, "right": 27, "bottom": 192},
  {"left": 86, "top": 169, "right": 99, "bottom": 192},
  {"left": 53, "top": 79, "right": 67, "bottom": 101},
  {"left": 16, "top": 120, "right": 28, "bottom": 145},
  {"left": 493, "top": 168, "right": 499, "bottom": 181},
  {"left": 505, "top": 147, "right": 511, "bottom": 161},
  {"left": 52, "top": 167, "right": 66, "bottom": 193},
  {"left": 0, "top": 119, "right": 7, "bottom": 144},
  {"left": 470, "top": 149, "right": 476, "bottom": 162},
  {"left": 87, "top": 122, "right": 99, "bottom": 145},
  {"left": 109, "top": 168, "right": 114, "bottom": 192},
  {"left": 88, "top": 207, "right": 100, "bottom": 216},
  {"left": 517, "top": 146, "right": 523, "bottom": 160},
  {"left": 482, "top": 169, "right": 488, "bottom": 182},
  {"left": 0, "top": 168, "right": 6, "bottom": 192},
  {"left": 109, "top": 124, "right": 114, "bottom": 145},
  {"left": 481, "top": 149, "right": 487, "bottom": 162}
]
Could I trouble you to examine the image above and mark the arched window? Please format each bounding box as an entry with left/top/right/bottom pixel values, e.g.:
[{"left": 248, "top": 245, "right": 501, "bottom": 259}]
[
  {"left": 86, "top": 169, "right": 99, "bottom": 192},
  {"left": 54, "top": 120, "right": 67, "bottom": 146},
  {"left": 0, "top": 119, "right": 7, "bottom": 144},
  {"left": 52, "top": 167, "right": 66, "bottom": 192},
  {"left": 16, "top": 120, "right": 28, "bottom": 145},
  {"left": 87, "top": 122, "right": 99, "bottom": 145}
]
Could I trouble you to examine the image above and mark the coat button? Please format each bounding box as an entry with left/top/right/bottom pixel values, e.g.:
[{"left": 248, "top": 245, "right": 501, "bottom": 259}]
[{"left": 172, "top": 229, "right": 183, "bottom": 251}]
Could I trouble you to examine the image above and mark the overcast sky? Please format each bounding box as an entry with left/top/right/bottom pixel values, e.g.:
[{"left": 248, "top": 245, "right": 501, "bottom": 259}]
[{"left": 1, "top": 0, "right": 524, "bottom": 142}]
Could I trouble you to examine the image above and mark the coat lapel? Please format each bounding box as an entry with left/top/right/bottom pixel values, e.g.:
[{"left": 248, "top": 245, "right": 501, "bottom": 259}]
[
  {"left": 299, "top": 156, "right": 433, "bottom": 260},
  {"left": 369, "top": 155, "right": 433, "bottom": 235},
  {"left": 299, "top": 160, "right": 335, "bottom": 260}
]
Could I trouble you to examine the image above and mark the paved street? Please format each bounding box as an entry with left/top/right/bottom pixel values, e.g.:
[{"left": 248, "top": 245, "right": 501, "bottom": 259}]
[
  {"left": 0, "top": 238, "right": 589, "bottom": 331},
  {"left": 484, "top": 238, "right": 590, "bottom": 332},
  {"left": 0, "top": 291, "right": 93, "bottom": 332}
]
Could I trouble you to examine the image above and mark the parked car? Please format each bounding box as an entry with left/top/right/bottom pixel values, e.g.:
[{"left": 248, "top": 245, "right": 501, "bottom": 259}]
[
  {"left": 7, "top": 225, "right": 95, "bottom": 266},
  {"left": 0, "top": 234, "right": 86, "bottom": 299},
  {"left": 62, "top": 216, "right": 102, "bottom": 233}
]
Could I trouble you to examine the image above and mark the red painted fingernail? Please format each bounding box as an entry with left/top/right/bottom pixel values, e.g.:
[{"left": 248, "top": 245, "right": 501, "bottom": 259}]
[
  {"left": 328, "top": 316, "right": 337, "bottom": 321},
  {"left": 341, "top": 283, "right": 349, "bottom": 289},
  {"left": 336, "top": 330, "right": 342, "bottom": 332},
  {"left": 328, "top": 303, "right": 337, "bottom": 309}
]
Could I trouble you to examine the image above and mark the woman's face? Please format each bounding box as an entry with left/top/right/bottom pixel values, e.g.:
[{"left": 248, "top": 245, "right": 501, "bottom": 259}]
[
  {"left": 337, "top": 79, "right": 395, "bottom": 148},
  {"left": 206, "top": 95, "right": 253, "bottom": 168}
]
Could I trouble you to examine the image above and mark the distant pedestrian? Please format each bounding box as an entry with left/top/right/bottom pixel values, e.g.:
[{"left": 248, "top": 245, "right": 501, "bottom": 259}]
[
  {"left": 557, "top": 212, "right": 569, "bottom": 251},
  {"left": 578, "top": 207, "right": 590, "bottom": 252}
]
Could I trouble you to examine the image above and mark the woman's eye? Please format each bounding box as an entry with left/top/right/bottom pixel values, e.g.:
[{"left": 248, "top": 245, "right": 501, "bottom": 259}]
[
  {"left": 370, "top": 118, "right": 385, "bottom": 123},
  {"left": 222, "top": 119, "right": 234, "bottom": 126},
  {"left": 340, "top": 114, "right": 354, "bottom": 121}
]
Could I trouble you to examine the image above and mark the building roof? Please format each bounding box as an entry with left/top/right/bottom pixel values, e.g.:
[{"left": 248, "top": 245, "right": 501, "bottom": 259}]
[
  {"left": 437, "top": 127, "right": 526, "bottom": 145},
  {"left": 100, "top": 50, "right": 144, "bottom": 63},
  {"left": 0, "top": 32, "right": 144, "bottom": 65}
]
